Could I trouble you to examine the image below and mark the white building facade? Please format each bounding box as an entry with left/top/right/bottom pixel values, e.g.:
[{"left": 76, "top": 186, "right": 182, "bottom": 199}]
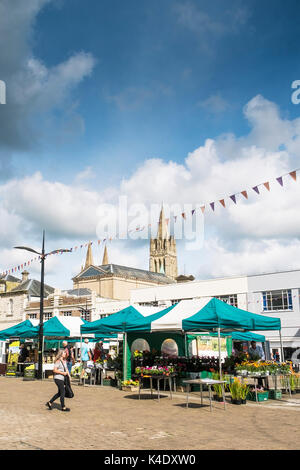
[{"left": 130, "top": 269, "right": 300, "bottom": 360}]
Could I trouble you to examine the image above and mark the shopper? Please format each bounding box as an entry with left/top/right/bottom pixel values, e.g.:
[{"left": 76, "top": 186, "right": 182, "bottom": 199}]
[
  {"left": 46, "top": 349, "right": 70, "bottom": 412},
  {"left": 18, "top": 344, "right": 29, "bottom": 375},
  {"left": 79, "top": 338, "right": 92, "bottom": 384},
  {"left": 93, "top": 341, "right": 105, "bottom": 362},
  {"left": 62, "top": 340, "right": 75, "bottom": 374},
  {"left": 93, "top": 342, "right": 101, "bottom": 362}
]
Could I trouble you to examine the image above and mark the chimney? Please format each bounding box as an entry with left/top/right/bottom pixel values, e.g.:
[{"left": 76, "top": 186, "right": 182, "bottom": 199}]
[{"left": 22, "top": 271, "right": 29, "bottom": 282}]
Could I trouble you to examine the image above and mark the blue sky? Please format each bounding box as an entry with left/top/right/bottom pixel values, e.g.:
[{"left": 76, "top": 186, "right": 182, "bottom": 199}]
[
  {"left": 1, "top": 0, "right": 300, "bottom": 288},
  {"left": 9, "top": 0, "right": 300, "bottom": 183}
]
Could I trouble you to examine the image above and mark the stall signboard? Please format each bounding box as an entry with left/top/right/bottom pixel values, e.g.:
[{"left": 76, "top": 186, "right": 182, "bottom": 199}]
[
  {"left": 6, "top": 340, "right": 20, "bottom": 376},
  {"left": 24, "top": 364, "right": 35, "bottom": 379},
  {"left": 197, "top": 336, "right": 227, "bottom": 357}
]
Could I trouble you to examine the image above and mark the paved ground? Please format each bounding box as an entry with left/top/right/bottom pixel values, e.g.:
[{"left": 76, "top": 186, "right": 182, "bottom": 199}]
[{"left": 0, "top": 376, "right": 299, "bottom": 450}]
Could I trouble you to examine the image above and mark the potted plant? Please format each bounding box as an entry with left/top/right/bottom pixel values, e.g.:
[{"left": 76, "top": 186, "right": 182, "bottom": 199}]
[
  {"left": 115, "top": 371, "right": 123, "bottom": 389},
  {"left": 229, "top": 378, "right": 243, "bottom": 404},
  {"left": 295, "top": 373, "right": 300, "bottom": 393},
  {"left": 290, "top": 374, "right": 297, "bottom": 394},
  {"left": 211, "top": 373, "right": 224, "bottom": 402},
  {"left": 240, "top": 382, "right": 250, "bottom": 404},
  {"left": 121, "top": 379, "right": 139, "bottom": 392}
]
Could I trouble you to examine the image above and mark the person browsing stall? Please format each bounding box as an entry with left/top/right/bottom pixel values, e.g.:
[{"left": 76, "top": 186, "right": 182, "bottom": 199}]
[
  {"left": 80, "top": 338, "right": 92, "bottom": 384},
  {"left": 62, "top": 340, "right": 75, "bottom": 374},
  {"left": 249, "top": 341, "right": 265, "bottom": 360}
]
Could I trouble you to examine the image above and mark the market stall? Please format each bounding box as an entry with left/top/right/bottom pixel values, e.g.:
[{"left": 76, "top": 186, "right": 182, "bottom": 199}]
[
  {"left": 80, "top": 299, "right": 290, "bottom": 403},
  {"left": 118, "top": 298, "right": 280, "bottom": 380},
  {"left": 80, "top": 304, "right": 175, "bottom": 381}
]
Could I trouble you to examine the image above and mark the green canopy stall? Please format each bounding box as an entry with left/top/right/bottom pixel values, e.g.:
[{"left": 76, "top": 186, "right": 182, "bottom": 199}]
[
  {"left": 0, "top": 320, "right": 38, "bottom": 340},
  {"left": 80, "top": 305, "right": 175, "bottom": 379}
]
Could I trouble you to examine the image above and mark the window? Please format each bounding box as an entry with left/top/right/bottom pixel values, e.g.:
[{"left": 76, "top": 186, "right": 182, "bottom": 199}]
[
  {"left": 263, "top": 290, "right": 293, "bottom": 311},
  {"left": 81, "top": 310, "right": 91, "bottom": 321},
  {"left": 131, "top": 339, "right": 150, "bottom": 353},
  {"left": 62, "top": 311, "right": 72, "bottom": 316},
  {"left": 171, "top": 299, "right": 184, "bottom": 305},
  {"left": 161, "top": 338, "right": 178, "bottom": 357},
  {"left": 44, "top": 312, "right": 53, "bottom": 321},
  {"left": 28, "top": 313, "right": 37, "bottom": 319},
  {"left": 217, "top": 295, "right": 238, "bottom": 308},
  {"left": 7, "top": 298, "right": 13, "bottom": 316}
]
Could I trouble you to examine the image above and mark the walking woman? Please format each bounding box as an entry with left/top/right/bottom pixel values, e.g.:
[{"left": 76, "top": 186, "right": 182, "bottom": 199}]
[{"left": 46, "top": 349, "right": 71, "bottom": 412}]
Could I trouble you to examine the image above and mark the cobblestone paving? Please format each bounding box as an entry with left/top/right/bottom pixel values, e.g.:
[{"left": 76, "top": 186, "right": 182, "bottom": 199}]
[{"left": 0, "top": 377, "right": 299, "bottom": 450}]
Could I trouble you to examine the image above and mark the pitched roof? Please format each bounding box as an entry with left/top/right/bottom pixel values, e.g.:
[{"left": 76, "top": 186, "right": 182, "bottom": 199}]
[
  {"left": 0, "top": 274, "right": 21, "bottom": 283},
  {"left": 10, "top": 279, "right": 55, "bottom": 297},
  {"left": 73, "top": 264, "right": 175, "bottom": 284},
  {"left": 64, "top": 288, "right": 92, "bottom": 297}
]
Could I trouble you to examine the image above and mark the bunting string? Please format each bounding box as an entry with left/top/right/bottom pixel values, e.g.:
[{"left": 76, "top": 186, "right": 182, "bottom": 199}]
[{"left": 1, "top": 167, "right": 299, "bottom": 276}]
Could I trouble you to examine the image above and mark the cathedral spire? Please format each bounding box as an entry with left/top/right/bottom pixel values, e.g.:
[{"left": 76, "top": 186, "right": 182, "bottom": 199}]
[
  {"left": 84, "top": 242, "right": 94, "bottom": 270},
  {"left": 157, "top": 204, "right": 169, "bottom": 240},
  {"left": 102, "top": 244, "right": 109, "bottom": 265}
]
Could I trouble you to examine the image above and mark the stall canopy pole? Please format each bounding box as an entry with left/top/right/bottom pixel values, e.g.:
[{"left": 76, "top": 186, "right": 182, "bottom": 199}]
[
  {"left": 38, "top": 230, "right": 45, "bottom": 380},
  {"left": 218, "top": 328, "right": 222, "bottom": 379},
  {"left": 279, "top": 330, "right": 285, "bottom": 362},
  {"left": 123, "top": 332, "right": 127, "bottom": 381}
]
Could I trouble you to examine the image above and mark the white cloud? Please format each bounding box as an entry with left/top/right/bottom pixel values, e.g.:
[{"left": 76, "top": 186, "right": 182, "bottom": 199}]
[
  {"left": 175, "top": 2, "right": 250, "bottom": 37},
  {"left": 0, "top": 0, "right": 96, "bottom": 150},
  {"left": 0, "top": 94, "right": 300, "bottom": 285}
]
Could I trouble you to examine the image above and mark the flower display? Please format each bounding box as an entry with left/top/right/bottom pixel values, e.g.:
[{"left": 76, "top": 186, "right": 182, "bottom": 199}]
[
  {"left": 133, "top": 350, "right": 143, "bottom": 359},
  {"left": 135, "top": 365, "right": 175, "bottom": 376},
  {"left": 121, "top": 380, "right": 139, "bottom": 387},
  {"left": 236, "top": 360, "right": 293, "bottom": 375}
]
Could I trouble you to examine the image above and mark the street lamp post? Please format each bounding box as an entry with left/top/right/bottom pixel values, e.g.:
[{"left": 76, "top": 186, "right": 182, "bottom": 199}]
[{"left": 14, "top": 230, "right": 71, "bottom": 380}]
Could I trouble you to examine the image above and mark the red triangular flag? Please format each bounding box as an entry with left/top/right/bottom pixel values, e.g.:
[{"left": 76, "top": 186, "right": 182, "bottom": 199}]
[
  {"left": 219, "top": 199, "right": 226, "bottom": 208},
  {"left": 182, "top": 213, "right": 186, "bottom": 219},
  {"left": 200, "top": 206, "right": 205, "bottom": 214},
  {"left": 290, "top": 171, "right": 297, "bottom": 181},
  {"left": 264, "top": 182, "right": 270, "bottom": 191},
  {"left": 241, "top": 191, "right": 248, "bottom": 199}
]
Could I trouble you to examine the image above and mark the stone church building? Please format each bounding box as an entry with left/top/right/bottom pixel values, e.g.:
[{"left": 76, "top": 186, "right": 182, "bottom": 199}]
[{"left": 72, "top": 206, "right": 182, "bottom": 300}]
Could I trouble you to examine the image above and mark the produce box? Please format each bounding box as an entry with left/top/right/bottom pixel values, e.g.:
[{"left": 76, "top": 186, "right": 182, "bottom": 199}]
[
  {"left": 122, "top": 386, "right": 139, "bottom": 392},
  {"left": 247, "top": 391, "right": 269, "bottom": 402},
  {"left": 103, "top": 378, "right": 115, "bottom": 386},
  {"left": 269, "top": 390, "right": 282, "bottom": 400}
]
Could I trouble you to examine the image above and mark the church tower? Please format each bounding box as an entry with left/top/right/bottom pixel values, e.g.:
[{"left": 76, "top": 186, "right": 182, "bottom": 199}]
[{"left": 149, "top": 206, "right": 178, "bottom": 280}]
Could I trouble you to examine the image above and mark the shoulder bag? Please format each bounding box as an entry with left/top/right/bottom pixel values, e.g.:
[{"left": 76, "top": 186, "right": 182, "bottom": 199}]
[{"left": 61, "top": 360, "right": 74, "bottom": 399}]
